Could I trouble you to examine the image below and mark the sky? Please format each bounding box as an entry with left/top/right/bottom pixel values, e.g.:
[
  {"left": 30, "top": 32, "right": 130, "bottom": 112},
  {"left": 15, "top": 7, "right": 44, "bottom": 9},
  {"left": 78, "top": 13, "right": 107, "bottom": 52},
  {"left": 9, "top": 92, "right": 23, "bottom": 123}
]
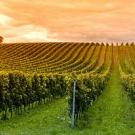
[{"left": 0, "top": 0, "right": 135, "bottom": 43}]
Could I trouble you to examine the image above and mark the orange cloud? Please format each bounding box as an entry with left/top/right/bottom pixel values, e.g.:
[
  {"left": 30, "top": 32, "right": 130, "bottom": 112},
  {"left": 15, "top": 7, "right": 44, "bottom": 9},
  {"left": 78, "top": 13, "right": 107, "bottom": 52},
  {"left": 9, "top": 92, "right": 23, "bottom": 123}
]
[{"left": 0, "top": 0, "right": 135, "bottom": 43}]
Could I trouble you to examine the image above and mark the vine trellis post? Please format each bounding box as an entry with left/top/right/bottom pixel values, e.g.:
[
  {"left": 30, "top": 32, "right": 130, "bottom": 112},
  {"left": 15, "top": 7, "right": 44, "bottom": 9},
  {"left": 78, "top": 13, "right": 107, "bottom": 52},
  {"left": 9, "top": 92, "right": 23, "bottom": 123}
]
[{"left": 72, "top": 80, "right": 76, "bottom": 128}]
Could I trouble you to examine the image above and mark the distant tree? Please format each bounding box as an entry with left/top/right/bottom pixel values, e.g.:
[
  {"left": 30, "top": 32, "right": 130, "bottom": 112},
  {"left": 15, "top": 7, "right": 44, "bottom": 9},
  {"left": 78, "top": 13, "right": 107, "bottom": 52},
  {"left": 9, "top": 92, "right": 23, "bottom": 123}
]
[
  {"left": 0, "top": 36, "right": 4, "bottom": 43},
  {"left": 131, "top": 42, "right": 134, "bottom": 46}
]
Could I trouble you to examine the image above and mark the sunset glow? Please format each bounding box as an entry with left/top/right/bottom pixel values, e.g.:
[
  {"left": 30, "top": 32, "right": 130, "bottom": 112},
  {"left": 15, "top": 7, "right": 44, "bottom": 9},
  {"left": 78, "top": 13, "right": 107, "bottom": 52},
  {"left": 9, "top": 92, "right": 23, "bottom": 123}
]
[{"left": 0, "top": 0, "right": 135, "bottom": 43}]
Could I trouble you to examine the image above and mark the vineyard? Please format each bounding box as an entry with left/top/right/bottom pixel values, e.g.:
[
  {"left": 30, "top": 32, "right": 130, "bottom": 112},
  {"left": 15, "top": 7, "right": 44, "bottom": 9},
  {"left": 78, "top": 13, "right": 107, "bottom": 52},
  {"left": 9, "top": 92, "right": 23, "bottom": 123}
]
[{"left": 0, "top": 42, "right": 135, "bottom": 135}]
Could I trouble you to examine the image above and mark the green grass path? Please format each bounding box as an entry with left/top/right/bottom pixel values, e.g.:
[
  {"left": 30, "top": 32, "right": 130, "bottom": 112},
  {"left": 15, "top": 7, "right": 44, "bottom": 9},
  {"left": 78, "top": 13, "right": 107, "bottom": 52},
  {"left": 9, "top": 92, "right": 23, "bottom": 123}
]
[
  {"left": 0, "top": 98, "right": 70, "bottom": 135},
  {"left": 84, "top": 67, "right": 135, "bottom": 135},
  {"left": 0, "top": 68, "right": 135, "bottom": 135}
]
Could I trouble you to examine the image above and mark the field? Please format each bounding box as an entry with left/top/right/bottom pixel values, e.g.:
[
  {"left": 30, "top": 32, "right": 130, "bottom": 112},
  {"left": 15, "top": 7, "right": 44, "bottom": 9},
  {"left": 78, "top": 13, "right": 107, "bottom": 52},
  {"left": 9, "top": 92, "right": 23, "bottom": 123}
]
[{"left": 0, "top": 42, "right": 135, "bottom": 135}]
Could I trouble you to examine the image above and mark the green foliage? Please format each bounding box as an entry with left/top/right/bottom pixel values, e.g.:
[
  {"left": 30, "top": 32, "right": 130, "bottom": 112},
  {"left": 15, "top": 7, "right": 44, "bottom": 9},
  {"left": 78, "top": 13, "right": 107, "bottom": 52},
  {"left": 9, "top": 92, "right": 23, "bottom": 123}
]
[
  {"left": 68, "top": 69, "right": 110, "bottom": 120},
  {"left": 0, "top": 72, "right": 67, "bottom": 120},
  {"left": 121, "top": 75, "right": 135, "bottom": 100}
]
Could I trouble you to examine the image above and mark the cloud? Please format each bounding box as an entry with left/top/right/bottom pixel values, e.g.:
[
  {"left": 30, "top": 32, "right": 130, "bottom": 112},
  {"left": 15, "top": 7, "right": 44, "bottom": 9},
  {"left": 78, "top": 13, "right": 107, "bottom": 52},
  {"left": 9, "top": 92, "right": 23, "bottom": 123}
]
[
  {"left": 3, "top": 24, "right": 59, "bottom": 43},
  {"left": 0, "top": 0, "right": 135, "bottom": 43},
  {"left": 0, "top": 14, "right": 12, "bottom": 26}
]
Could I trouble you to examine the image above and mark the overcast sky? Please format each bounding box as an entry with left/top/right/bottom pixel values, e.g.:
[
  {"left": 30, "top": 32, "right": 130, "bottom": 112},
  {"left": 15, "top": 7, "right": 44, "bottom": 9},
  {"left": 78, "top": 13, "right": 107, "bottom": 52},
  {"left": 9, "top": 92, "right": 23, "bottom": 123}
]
[{"left": 0, "top": 0, "right": 135, "bottom": 43}]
